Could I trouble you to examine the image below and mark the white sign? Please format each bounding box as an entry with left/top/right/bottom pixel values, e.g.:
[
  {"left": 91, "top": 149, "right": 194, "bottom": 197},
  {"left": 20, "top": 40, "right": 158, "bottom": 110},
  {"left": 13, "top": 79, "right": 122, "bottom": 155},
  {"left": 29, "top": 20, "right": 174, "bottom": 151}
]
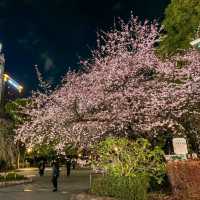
[
  {"left": 173, "top": 138, "right": 188, "bottom": 155},
  {"left": 190, "top": 38, "right": 200, "bottom": 47}
]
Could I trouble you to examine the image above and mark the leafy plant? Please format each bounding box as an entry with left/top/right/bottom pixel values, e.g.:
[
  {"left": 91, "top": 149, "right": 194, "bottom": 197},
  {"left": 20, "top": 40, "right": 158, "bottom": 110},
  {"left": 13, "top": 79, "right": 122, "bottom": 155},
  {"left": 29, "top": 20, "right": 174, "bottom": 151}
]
[
  {"left": 92, "top": 137, "right": 166, "bottom": 185},
  {"left": 159, "top": 0, "right": 200, "bottom": 56},
  {"left": 5, "top": 98, "right": 29, "bottom": 125},
  {"left": 26, "top": 143, "right": 56, "bottom": 162},
  {"left": 5, "top": 172, "right": 25, "bottom": 181},
  {"left": 0, "top": 172, "right": 26, "bottom": 182},
  {"left": 91, "top": 174, "right": 149, "bottom": 200}
]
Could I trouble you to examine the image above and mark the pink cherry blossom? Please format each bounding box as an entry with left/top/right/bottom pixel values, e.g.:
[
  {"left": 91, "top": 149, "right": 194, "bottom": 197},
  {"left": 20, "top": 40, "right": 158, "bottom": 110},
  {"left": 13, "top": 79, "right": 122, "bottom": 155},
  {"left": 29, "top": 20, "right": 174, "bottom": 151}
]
[{"left": 15, "top": 16, "right": 200, "bottom": 150}]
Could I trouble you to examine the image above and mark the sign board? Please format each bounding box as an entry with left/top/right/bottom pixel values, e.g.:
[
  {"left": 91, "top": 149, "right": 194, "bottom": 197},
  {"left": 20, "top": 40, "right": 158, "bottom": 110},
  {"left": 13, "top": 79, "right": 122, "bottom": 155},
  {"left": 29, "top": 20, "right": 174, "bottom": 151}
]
[
  {"left": 190, "top": 38, "right": 200, "bottom": 47},
  {"left": 173, "top": 138, "right": 188, "bottom": 155}
]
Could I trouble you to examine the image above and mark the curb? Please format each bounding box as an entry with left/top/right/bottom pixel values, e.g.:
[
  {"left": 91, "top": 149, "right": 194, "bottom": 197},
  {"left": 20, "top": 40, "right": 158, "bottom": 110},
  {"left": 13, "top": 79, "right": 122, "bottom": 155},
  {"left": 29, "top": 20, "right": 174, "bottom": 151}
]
[
  {"left": 0, "top": 178, "right": 32, "bottom": 188},
  {"left": 70, "top": 193, "right": 116, "bottom": 200}
]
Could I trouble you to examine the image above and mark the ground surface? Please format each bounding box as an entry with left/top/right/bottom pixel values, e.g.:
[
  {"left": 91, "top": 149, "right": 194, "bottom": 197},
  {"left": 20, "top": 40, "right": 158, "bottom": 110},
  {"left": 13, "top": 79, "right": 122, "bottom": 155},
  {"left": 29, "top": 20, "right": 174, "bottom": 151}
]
[{"left": 0, "top": 167, "right": 90, "bottom": 200}]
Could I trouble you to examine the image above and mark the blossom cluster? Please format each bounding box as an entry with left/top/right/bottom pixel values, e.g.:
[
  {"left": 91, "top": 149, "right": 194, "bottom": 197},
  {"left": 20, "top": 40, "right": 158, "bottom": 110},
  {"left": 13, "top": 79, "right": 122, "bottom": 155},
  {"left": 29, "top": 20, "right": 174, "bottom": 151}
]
[{"left": 15, "top": 16, "right": 200, "bottom": 150}]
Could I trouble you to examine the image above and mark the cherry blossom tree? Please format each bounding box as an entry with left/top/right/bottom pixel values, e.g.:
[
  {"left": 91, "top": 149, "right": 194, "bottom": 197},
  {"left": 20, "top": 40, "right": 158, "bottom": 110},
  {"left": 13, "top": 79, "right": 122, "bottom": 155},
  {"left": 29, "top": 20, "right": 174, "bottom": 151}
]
[{"left": 15, "top": 15, "right": 200, "bottom": 151}]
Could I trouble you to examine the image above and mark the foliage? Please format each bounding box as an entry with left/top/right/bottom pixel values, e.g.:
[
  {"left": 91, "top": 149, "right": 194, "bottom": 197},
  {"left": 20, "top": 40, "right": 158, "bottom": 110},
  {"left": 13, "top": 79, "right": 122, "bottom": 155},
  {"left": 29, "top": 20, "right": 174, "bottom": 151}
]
[
  {"left": 64, "top": 143, "right": 79, "bottom": 157},
  {"left": 90, "top": 174, "right": 149, "bottom": 200},
  {"left": 15, "top": 16, "right": 200, "bottom": 150},
  {"left": 5, "top": 98, "right": 29, "bottom": 125},
  {"left": 26, "top": 144, "right": 56, "bottom": 161},
  {"left": 181, "top": 113, "right": 200, "bottom": 154},
  {"left": 92, "top": 137, "right": 165, "bottom": 185},
  {"left": 159, "top": 0, "right": 200, "bottom": 56},
  {"left": 3, "top": 99, "right": 29, "bottom": 169}
]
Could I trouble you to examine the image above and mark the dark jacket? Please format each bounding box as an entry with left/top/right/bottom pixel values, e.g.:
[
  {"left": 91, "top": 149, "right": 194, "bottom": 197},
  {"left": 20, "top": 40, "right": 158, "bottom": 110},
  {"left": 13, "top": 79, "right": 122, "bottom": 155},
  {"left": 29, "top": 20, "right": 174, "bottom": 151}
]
[{"left": 52, "top": 163, "right": 59, "bottom": 177}]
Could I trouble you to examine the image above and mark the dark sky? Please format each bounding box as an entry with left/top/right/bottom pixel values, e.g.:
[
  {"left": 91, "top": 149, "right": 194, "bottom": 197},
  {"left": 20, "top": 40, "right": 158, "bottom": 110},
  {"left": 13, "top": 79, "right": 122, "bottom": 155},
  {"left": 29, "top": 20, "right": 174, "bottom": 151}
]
[{"left": 0, "top": 0, "right": 170, "bottom": 95}]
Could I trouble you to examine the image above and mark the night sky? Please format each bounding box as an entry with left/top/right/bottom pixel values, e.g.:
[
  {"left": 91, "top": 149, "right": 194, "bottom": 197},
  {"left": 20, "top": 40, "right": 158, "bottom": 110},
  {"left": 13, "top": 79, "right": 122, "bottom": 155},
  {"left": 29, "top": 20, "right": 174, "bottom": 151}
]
[{"left": 0, "top": 0, "right": 170, "bottom": 95}]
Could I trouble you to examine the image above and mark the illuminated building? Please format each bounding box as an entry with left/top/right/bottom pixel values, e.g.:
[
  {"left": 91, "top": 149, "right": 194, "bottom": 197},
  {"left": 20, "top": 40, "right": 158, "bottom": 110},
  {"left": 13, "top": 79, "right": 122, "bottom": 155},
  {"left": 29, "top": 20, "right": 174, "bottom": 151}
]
[{"left": 0, "top": 44, "right": 23, "bottom": 105}]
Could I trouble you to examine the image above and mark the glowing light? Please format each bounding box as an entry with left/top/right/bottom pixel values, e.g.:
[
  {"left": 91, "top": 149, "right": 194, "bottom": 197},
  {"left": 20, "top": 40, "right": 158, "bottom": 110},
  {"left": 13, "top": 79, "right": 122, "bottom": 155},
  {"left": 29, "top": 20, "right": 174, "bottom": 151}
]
[
  {"left": 24, "top": 189, "right": 32, "bottom": 192},
  {"left": 27, "top": 147, "right": 32, "bottom": 154},
  {"left": 113, "top": 146, "right": 118, "bottom": 153},
  {"left": 3, "top": 74, "right": 23, "bottom": 93},
  {"left": 3, "top": 73, "right": 9, "bottom": 81}
]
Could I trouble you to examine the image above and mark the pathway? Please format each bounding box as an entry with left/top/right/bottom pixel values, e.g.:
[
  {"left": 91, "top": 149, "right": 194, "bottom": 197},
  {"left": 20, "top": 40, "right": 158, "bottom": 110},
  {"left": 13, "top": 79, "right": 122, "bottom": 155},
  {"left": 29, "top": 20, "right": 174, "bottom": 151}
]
[{"left": 0, "top": 167, "right": 90, "bottom": 200}]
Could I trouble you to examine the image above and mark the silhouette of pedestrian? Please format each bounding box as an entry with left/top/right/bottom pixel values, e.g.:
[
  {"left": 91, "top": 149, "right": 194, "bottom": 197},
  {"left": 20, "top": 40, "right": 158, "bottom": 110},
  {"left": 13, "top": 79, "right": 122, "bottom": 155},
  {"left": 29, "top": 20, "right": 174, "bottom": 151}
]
[
  {"left": 52, "top": 160, "right": 59, "bottom": 192},
  {"left": 72, "top": 158, "right": 76, "bottom": 170},
  {"left": 66, "top": 157, "right": 71, "bottom": 176},
  {"left": 38, "top": 160, "right": 45, "bottom": 176}
]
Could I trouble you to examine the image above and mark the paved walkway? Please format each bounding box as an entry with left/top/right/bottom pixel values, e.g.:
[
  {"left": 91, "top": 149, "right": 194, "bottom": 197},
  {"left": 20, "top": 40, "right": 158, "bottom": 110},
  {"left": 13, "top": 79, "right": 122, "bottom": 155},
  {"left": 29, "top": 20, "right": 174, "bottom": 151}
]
[{"left": 0, "top": 168, "right": 90, "bottom": 200}]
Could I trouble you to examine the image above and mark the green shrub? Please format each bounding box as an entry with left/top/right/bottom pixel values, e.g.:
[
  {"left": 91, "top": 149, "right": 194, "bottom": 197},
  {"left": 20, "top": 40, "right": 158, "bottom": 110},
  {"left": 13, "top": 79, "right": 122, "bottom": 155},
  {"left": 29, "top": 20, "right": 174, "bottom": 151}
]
[
  {"left": 0, "top": 175, "right": 4, "bottom": 181},
  {"left": 0, "top": 172, "right": 26, "bottom": 182},
  {"left": 92, "top": 138, "right": 166, "bottom": 184},
  {"left": 6, "top": 172, "right": 25, "bottom": 181},
  {"left": 90, "top": 174, "right": 149, "bottom": 200},
  {"left": 91, "top": 138, "right": 166, "bottom": 197}
]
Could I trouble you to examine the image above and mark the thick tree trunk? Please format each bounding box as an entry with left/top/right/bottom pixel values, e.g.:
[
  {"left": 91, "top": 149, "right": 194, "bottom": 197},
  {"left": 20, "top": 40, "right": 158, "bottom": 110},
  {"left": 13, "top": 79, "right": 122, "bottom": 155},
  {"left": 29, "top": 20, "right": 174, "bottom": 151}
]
[{"left": 17, "top": 152, "right": 20, "bottom": 169}]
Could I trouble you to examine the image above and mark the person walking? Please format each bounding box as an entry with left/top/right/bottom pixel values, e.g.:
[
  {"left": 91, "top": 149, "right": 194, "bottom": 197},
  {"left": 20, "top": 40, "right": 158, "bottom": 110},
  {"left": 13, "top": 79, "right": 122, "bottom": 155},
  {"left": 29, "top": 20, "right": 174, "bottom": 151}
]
[
  {"left": 38, "top": 160, "right": 45, "bottom": 176},
  {"left": 72, "top": 158, "right": 76, "bottom": 170},
  {"left": 52, "top": 160, "right": 60, "bottom": 192},
  {"left": 66, "top": 157, "right": 71, "bottom": 176}
]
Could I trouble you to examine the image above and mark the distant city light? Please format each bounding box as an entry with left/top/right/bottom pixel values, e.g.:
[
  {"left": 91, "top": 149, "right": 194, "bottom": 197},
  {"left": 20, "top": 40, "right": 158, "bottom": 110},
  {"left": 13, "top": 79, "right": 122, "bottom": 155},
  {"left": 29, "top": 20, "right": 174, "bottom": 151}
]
[{"left": 3, "top": 74, "right": 23, "bottom": 93}]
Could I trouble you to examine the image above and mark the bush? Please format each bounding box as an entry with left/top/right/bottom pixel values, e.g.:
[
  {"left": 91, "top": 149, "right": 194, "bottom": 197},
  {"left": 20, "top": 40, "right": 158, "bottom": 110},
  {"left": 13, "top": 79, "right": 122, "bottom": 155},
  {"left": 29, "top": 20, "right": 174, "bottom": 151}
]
[
  {"left": 91, "top": 138, "right": 166, "bottom": 199},
  {"left": 6, "top": 172, "right": 25, "bottom": 181},
  {"left": 0, "top": 172, "right": 26, "bottom": 182},
  {"left": 90, "top": 174, "right": 149, "bottom": 200},
  {"left": 92, "top": 138, "right": 166, "bottom": 184}
]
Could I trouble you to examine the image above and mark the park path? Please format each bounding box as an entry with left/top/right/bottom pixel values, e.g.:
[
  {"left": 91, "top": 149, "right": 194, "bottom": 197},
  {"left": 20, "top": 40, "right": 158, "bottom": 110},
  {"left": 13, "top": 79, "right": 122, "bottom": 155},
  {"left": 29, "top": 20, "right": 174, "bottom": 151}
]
[{"left": 0, "top": 167, "right": 90, "bottom": 200}]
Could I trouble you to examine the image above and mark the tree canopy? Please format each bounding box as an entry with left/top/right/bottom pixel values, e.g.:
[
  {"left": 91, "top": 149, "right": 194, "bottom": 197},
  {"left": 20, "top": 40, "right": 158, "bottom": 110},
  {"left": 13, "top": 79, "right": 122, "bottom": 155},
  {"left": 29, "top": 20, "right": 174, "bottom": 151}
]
[
  {"left": 15, "top": 16, "right": 200, "bottom": 151},
  {"left": 159, "top": 0, "right": 200, "bottom": 56},
  {"left": 5, "top": 98, "right": 29, "bottom": 125}
]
